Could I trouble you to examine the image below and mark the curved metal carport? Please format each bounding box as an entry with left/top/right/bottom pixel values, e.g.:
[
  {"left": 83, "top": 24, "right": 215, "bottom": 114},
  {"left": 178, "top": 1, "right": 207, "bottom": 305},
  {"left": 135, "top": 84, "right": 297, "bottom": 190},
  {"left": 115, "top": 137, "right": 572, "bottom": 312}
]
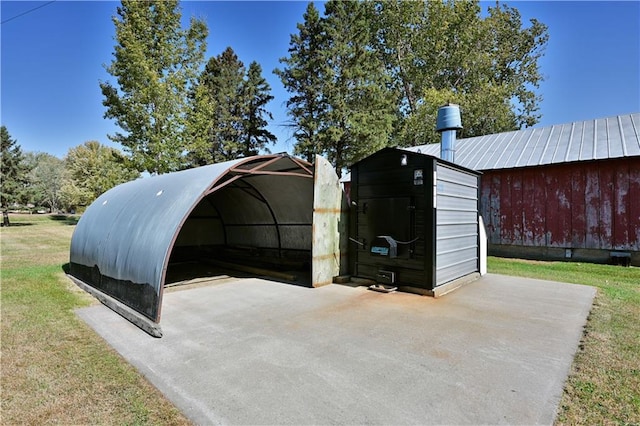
[{"left": 69, "top": 154, "right": 346, "bottom": 337}]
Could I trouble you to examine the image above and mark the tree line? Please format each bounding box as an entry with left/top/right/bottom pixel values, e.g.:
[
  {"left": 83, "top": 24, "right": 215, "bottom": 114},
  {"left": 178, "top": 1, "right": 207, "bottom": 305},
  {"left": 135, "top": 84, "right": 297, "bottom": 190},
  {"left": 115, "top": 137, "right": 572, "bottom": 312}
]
[
  {"left": 1, "top": 0, "right": 548, "bottom": 210},
  {"left": 100, "top": 0, "right": 277, "bottom": 175},
  {"left": 277, "top": 1, "right": 547, "bottom": 175},
  {"left": 1, "top": 126, "right": 138, "bottom": 213},
  {"left": 103, "top": 0, "right": 547, "bottom": 177}
]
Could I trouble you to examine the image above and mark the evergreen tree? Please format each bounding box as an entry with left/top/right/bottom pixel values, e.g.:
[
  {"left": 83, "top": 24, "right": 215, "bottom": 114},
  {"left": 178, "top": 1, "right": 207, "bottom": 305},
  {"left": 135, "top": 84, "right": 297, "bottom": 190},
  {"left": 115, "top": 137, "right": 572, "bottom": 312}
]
[
  {"left": 100, "top": 0, "right": 207, "bottom": 174},
  {"left": 0, "top": 126, "right": 28, "bottom": 209},
  {"left": 274, "top": 2, "right": 327, "bottom": 163},
  {"left": 207, "top": 47, "right": 246, "bottom": 161},
  {"left": 242, "top": 62, "right": 276, "bottom": 157},
  {"left": 187, "top": 47, "right": 245, "bottom": 164},
  {"left": 320, "top": 0, "right": 395, "bottom": 174},
  {"left": 277, "top": 1, "right": 395, "bottom": 174},
  {"left": 187, "top": 48, "right": 276, "bottom": 164}
]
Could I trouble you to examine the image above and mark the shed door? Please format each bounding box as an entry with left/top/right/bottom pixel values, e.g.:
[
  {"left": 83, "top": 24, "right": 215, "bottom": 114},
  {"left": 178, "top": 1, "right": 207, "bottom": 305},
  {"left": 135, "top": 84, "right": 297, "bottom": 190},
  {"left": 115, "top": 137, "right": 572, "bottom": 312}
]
[
  {"left": 359, "top": 197, "right": 414, "bottom": 260},
  {"left": 311, "top": 155, "right": 348, "bottom": 287}
]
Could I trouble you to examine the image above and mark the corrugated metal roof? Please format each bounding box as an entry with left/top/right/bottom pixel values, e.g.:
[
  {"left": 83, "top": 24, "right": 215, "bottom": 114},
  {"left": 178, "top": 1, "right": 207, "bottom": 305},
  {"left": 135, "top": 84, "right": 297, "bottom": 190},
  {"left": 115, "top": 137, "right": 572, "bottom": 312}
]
[{"left": 405, "top": 113, "right": 640, "bottom": 170}]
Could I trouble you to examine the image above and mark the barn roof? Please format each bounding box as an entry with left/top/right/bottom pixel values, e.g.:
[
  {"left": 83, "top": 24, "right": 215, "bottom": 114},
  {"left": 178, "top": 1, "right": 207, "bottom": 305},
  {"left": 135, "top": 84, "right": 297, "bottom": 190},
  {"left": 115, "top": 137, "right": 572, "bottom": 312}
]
[{"left": 405, "top": 112, "right": 640, "bottom": 171}]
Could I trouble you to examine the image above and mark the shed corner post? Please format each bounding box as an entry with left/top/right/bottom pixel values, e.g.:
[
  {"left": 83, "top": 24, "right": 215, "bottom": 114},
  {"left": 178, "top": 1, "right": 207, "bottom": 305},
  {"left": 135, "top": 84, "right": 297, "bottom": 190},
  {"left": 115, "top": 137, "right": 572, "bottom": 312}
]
[
  {"left": 311, "top": 155, "right": 347, "bottom": 287},
  {"left": 425, "top": 157, "right": 438, "bottom": 290}
]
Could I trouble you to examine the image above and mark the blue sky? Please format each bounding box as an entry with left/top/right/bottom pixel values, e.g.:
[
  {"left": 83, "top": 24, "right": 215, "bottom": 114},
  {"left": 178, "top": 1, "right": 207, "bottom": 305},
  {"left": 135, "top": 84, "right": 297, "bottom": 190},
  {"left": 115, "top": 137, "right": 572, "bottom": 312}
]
[{"left": 1, "top": 1, "right": 639, "bottom": 159}]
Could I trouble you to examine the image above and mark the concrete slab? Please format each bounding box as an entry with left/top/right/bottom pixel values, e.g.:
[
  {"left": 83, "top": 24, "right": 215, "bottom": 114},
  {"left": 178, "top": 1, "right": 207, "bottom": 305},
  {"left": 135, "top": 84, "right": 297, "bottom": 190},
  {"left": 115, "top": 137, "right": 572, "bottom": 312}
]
[{"left": 76, "top": 273, "right": 595, "bottom": 425}]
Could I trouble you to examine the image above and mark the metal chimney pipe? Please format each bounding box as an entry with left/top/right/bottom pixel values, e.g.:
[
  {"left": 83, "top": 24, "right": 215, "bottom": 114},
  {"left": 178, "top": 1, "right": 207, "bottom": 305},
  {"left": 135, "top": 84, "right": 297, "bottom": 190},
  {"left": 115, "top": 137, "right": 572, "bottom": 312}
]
[{"left": 436, "top": 104, "right": 463, "bottom": 163}]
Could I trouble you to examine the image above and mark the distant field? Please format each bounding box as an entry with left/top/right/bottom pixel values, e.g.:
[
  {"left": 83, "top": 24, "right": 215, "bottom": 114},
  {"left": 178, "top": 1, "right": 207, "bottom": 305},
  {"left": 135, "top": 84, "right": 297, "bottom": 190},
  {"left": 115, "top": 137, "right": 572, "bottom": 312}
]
[
  {"left": 488, "top": 257, "right": 640, "bottom": 425},
  {"left": 1, "top": 214, "right": 638, "bottom": 424}
]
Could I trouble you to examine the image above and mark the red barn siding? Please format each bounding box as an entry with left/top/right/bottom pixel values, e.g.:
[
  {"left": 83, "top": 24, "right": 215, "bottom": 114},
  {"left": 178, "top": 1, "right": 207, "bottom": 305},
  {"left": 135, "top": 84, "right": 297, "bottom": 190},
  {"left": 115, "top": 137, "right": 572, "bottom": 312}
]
[
  {"left": 511, "top": 172, "right": 524, "bottom": 245},
  {"left": 570, "top": 167, "right": 587, "bottom": 247},
  {"left": 613, "top": 165, "right": 629, "bottom": 249},
  {"left": 499, "top": 173, "right": 513, "bottom": 242},
  {"left": 584, "top": 168, "right": 601, "bottom": 249},
  {"left": 629, "top": 162, "right": 640, "bottom": 249},
  {"left": 600, "top": 166, "right": 615, "bottom": 249},
  {"left": 488, "top": 174, "right": 501, "bottom": 242},
  {"left": 482, "top": 158, "right": 640, "bottom": 265}
]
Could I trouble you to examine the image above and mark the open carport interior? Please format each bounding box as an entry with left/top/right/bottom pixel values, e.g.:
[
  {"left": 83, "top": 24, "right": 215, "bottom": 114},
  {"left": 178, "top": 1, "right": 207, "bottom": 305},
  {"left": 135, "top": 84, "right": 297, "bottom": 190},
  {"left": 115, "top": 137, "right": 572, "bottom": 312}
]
[
  {"left": 69, "top": 153, "right": 345, "bottom": 336},
  {"left": 166, "top": 156, "right": 315, "bottom": 286}
]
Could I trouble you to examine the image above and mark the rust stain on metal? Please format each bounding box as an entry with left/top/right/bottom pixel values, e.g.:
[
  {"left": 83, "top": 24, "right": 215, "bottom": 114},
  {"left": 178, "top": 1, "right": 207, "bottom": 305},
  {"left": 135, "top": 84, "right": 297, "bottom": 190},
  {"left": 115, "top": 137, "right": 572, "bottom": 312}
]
[{"left": 313, "top": 208, "right": 343, "bottom": 214}]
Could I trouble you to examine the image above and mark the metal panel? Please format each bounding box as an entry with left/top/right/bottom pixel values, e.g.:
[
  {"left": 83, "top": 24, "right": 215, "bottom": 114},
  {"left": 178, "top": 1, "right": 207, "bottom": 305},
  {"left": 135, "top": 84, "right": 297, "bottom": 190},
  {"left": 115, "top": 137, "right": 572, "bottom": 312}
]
[
  {"left": 435, "top": 163, "right": 479, "bottom": 286},
  {"left": 349, "top": 148, "right": 480, "bottom": 290},
  {"left": 311, "top": 155, "right": 348, "bottom": 287},
  {"left": 405, "top": 113, "right": 640, "bottom": 171}
]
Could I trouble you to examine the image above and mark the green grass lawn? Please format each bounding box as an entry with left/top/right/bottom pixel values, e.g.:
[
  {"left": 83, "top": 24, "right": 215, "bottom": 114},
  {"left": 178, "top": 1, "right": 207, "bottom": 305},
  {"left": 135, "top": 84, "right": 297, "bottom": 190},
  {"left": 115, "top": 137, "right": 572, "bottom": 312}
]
[
  {"left": 1, "top": 214, "right": 190, "bottom": 425},
  {"left": 488, "top": 257, "right": 640, "bottom": 425},
  {"left": 1, "top": 214, "right": 638, "bottom": 424}
]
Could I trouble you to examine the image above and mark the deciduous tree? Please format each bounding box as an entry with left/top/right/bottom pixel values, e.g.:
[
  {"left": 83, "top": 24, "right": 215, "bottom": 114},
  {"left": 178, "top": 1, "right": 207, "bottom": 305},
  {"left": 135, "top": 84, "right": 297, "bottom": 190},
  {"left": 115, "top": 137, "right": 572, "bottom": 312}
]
[
  {"left": 371, "top": 0, "right": 548, "bottom": 145},
  {"left": 26, "top": 152, "right": 65, "bottom": 212},
  {"left": 61, "top": 141, "right": 139, "bottom": 210},
  {"left": 101, "top": 0, "right": 208, "bottom": 174}
]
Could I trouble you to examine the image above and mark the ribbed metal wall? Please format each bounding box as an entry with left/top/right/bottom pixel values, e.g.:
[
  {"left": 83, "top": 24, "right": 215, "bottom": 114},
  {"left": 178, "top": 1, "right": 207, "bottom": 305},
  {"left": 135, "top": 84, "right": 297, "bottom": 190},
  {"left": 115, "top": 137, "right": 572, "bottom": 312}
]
[{"left": 435, "top": 163, "right": 479, "bottom": 286}]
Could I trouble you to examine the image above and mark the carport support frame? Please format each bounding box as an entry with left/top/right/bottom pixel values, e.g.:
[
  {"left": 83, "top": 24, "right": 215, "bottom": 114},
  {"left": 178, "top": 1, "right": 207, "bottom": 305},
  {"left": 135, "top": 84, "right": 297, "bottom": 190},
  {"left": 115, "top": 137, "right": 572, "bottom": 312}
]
[{"left": 202, "top": 156, "right": 315, "bottom": 260}]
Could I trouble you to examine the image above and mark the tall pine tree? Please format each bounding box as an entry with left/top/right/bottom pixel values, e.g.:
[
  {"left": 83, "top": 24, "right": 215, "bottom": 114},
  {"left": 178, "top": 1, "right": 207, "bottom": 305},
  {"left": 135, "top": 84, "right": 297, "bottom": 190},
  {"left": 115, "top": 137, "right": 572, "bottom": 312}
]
[
  {"left": 274, "top": 3, "right": 327, "bottom": 163},
  {"left": 188, "top": 48, "right": 275, "bottom": 164},
  {"left": 242, "top": 62, "right": 276, "bottom": 157},
  {"left": 0, "top": 126, "right": 28, "bottom": 209},
  {"left": 277, "top": 1, "right": 395, "bottom": 175},
  {"left": 204, "top": 47, "right": 246, "bottom": 162},
  {"left": 320, "top": 0, "right": 395, "bottom": 174}
]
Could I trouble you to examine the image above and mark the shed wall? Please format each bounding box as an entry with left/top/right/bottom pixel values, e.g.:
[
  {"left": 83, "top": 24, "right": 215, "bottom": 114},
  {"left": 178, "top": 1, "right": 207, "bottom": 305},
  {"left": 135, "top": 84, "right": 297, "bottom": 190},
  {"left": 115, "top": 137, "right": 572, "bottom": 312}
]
[
  {"left": 435, "top": 163, "right": 479, "bottom": 286},
  {"left": 481, "top": 157, "right": 640, "bottom": 265}
]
